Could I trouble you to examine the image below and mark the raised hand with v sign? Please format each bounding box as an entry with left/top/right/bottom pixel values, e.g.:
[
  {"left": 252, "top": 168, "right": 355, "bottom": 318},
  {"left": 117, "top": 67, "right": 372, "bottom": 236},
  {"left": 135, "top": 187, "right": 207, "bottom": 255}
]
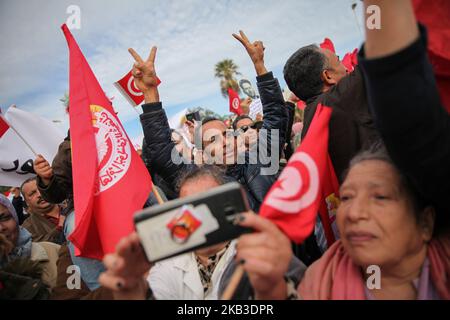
[
  {"left": 128, "top": 46, "right": 159, "bottom": 103},
  {"left": 232, "top": 30, "right": 268, "bottom": 76}
]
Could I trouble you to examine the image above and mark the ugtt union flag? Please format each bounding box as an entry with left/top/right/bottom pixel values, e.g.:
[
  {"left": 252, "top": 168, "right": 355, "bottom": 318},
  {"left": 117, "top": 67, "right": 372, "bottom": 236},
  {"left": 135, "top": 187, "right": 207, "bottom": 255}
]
[{"left": 61, "top": 24, "right": 152, "bottom": 259}]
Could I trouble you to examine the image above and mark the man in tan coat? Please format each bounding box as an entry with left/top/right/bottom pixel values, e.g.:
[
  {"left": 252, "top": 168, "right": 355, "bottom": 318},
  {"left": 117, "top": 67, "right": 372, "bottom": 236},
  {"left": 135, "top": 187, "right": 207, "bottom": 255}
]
[{"left": 21, "top": 177, "right": 65, "bottom": 244}]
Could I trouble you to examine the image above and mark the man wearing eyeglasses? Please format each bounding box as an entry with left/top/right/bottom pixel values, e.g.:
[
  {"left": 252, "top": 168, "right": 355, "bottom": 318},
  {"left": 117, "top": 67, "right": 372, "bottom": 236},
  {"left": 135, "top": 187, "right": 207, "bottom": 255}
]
[
  {"left": 232, "top": 115, "right": 263, "bottom": 154},
  {"left": 132, "top": 31, "right": 288, "bottom": 212}
]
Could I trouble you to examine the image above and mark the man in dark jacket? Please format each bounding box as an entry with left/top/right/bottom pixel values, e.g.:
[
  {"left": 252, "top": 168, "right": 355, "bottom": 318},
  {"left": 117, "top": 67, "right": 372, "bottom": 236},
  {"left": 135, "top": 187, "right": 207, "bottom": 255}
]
[
  {"left": 282, "top": 34, "right": 381, "bottom": 265},
  {"left": 130, "top": 31, "right": 288, "bottom": 211},
  {"left": 284, "top": 41, "right": 379, "bottom": 182}
]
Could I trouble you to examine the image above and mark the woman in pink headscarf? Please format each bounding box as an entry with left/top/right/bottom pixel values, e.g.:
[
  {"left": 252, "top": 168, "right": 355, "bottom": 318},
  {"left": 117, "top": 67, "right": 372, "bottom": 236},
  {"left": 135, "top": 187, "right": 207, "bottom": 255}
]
[{"left": 234, "top": 145, "right": 449, "bottom": 300}]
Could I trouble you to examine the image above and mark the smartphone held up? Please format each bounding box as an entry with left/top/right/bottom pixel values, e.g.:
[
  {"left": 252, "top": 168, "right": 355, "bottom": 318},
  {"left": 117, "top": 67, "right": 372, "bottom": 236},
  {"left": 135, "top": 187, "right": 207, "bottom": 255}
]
[{"left": 134, "top": 182, "right": 252, "bottom": 263}]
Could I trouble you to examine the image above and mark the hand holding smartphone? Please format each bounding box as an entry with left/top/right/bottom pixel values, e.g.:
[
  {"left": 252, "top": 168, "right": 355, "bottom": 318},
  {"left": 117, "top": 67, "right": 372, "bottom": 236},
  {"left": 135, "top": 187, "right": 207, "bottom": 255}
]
[
  {"left": 134, "top": 182, "right": 252, "bottom": 263},
  {"left": 185, "top": 111, "right": 201, "bottom": 122}
]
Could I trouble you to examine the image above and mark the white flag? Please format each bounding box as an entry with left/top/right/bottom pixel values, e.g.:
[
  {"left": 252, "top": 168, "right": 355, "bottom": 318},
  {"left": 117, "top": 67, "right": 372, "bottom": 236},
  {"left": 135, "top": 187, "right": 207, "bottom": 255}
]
[{"left": 0, "top": 107, "right": 65, "bottom": 187}]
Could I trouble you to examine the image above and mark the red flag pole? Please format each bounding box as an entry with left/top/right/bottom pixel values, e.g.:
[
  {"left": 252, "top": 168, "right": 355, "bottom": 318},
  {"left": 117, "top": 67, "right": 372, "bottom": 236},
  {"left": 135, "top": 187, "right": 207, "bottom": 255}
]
[
  {"left": 221, "top": 264, "right": 245, "bottom": 300},
  {"left": 151, "top": 185, "right": 164, "bottom": 205}
]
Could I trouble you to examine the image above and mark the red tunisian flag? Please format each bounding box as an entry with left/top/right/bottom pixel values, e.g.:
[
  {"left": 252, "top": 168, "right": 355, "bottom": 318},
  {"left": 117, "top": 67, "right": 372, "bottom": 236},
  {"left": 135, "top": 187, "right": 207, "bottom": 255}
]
[
  {"left": 228, "top": 88, "right": 243, "bottom": 115},
  {"left": 413, "top": 0, "right": 450, "bottom": 113},
  {"left": 320, "top": 38, "right": 335, "bottom": 53},
  {"left": 318, "top": 155, "right": 340, "bottom": 247},
  {"left": 297, "top": 100, "right": 306, "bottom": 110},
  {"left": 61, "top": 24, "right": 152, "bottom": 260},
  {"left": 342, "top": 48, "right": 358, "bottom": 73},
  {"left": 260, "top": 104, "right": 339, "bottom": 245},
  {"left": 0, "top": 112, "right": 9, "bottom": 138},
  {"left": 114, "top": 70, "right": 161, "bottom": 107}
]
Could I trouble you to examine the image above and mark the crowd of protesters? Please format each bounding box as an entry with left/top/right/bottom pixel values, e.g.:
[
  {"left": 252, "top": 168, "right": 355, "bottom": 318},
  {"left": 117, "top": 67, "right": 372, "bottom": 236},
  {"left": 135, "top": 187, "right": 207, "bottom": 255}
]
[{"left": 0, "top": 0, "right": 449, "bottom": 300}]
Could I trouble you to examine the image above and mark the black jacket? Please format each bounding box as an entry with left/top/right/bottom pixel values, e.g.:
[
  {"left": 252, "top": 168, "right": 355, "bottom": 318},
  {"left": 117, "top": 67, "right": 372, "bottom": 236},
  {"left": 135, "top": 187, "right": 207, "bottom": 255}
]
[
  {"left": 358, "top": 25, "right": 450, "bottom": 234},
  {"left": 140, "top": 72, "right": 288, "bottom": 212},
  {"left": 301, "top": 66, "right": 379, "bottom": 182}
]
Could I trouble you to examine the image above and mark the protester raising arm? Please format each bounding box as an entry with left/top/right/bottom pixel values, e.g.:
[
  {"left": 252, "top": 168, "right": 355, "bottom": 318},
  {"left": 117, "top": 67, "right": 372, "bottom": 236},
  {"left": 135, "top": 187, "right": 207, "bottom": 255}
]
[
  {"left": 33, "top": 135, "right": 73, "bottom": 208},
  {"left": 358, "top": 0, "right": 450, "bottom": 226},
  {"left": 232, "top": 30, "right": 288, "bottom": 157},
  {"left": 34, "top": 155, "right": 54, "bottom": 186},
  {"left": 232, "top": 31, "right": 268, "bottom": 76},
  {"left": 129, "top": 46, "right": 192, "bottom": 191},
  {"left": 129, "top": 46, "right": 160, "bottom": 103},
  {"left": 364, "top": 0, "right": 419, "bottom": 59}
]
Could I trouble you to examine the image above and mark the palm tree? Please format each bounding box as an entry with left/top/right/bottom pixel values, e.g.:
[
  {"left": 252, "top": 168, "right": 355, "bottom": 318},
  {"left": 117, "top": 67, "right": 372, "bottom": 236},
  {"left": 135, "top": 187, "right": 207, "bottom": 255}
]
[{"left": 214, "top": 59, "right": 241, "bottom": 98}]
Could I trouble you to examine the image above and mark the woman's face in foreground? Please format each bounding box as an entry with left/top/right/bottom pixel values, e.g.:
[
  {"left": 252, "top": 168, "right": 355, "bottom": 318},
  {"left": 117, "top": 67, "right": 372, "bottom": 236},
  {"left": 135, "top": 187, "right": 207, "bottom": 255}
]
[{"left": 337, "top": 160, "right": 432, "bottom": 269}]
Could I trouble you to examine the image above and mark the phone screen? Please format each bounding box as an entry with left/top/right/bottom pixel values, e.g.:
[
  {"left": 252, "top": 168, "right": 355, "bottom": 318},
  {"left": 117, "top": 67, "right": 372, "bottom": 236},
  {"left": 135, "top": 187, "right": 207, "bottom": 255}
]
[
  {"left": 186, "top": 111, "right": 200, "bottom": 122},
  {"left": 134, "top": 182, "right": 251, "bottom": 263}
]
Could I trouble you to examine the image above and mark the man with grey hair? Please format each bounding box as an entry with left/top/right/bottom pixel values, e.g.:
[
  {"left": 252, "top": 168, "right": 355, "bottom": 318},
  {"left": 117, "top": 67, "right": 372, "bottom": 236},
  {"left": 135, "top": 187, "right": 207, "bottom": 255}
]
[
  {"left": 20, "top": 177, "right": 64, "bottom": 244},
  {"left": 133, "top": 30, "right": 288, "bottom": 212},
  {"left": 284, "top": 42, "right": 379, "bottom": 181}
]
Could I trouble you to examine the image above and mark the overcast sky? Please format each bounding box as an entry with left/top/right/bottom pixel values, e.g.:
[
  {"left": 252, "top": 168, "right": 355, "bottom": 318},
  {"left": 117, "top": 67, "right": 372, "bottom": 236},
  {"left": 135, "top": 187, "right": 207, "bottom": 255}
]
[{"left": 0, "top": 0, "right": 364, "bottom": 146}]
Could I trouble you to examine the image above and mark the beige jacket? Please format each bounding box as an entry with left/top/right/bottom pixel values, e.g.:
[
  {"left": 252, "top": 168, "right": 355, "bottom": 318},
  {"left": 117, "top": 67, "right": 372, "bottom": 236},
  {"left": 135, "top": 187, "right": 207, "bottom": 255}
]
[{"left": 31, "top": 241, "right": 60, "bottom": 289}]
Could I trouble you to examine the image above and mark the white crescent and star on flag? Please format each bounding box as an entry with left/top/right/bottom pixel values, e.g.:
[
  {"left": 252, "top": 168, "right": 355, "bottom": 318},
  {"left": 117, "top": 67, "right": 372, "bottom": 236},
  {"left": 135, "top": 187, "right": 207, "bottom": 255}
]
[
  {"left": 232, "top": 97, "right": 240, "bottom": 110},
  {"left": 264, "top": 151, "right": 320, "bottom": 214},
  {"left": 127, "top": 76, "right": 143, "bottom": 97}
]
